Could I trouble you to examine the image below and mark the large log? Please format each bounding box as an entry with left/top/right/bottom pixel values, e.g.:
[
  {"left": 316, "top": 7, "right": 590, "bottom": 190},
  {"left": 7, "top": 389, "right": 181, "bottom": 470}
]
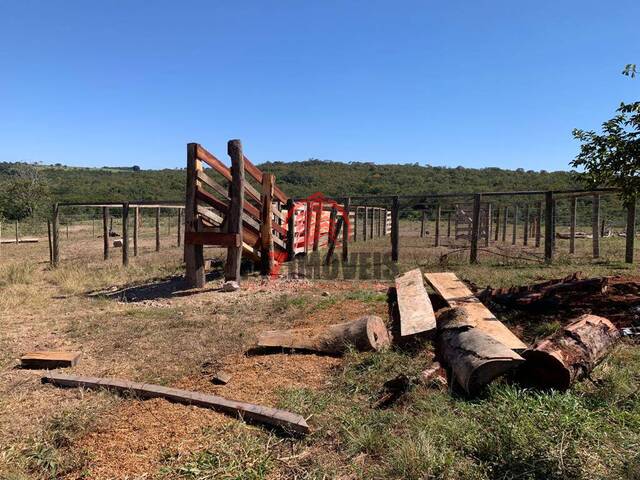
[
  {"left": 257, "top": 315, "right": 390, "bottom": 355},
  {"left": 436, "top": 308, "right": 524, "bottom": 396},
  {"left": 516, "top": 314, "right": 620, "bottom": 391}
]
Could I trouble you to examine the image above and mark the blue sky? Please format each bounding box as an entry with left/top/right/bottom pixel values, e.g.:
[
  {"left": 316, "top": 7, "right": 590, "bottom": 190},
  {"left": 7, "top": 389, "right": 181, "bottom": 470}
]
[{"left": 0, "top": 1, "right": 637, "bottom": 171}]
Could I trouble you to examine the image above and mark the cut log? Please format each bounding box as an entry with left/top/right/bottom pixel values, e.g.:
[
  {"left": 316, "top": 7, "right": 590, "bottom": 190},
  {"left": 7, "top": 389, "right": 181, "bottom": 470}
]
[
  {"left": 516, "top": 314, "right": 620, "bottom": 391},
  {"left": 424, "top": 272, "right": 526, "bottom": 351},
  {"left": 21, "top": 351, "right": 81, "bottom": 369},
  {"left": 395, "top": 269, "right": 436, "bottom": 337},
  {"left": 436, "top": 308, "right": 524, "bottom": 396},
  {"left": 257, "top": 315, "right": 390, "bottom": 355},
  {"left": 112, "top": 239, "right": 123, "bottom": 248},
  {"left": 42, "top": 372, "right": 309, "bottom": 435}
]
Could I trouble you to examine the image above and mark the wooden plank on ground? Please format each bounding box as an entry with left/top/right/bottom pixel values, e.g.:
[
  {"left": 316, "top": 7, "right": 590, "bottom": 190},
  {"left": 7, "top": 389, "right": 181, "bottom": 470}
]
[
  {"left": 42, "top": 373, "right": 309, "bottom": 435},
  {"left": 395, "top": 269, "right": 436, "bottom": 337},
  {"left": 423, "top": 272, "right": 527, "bottom": 351},
  {"left": 21, "top": 351, "right": 81, "bottom": 369}
]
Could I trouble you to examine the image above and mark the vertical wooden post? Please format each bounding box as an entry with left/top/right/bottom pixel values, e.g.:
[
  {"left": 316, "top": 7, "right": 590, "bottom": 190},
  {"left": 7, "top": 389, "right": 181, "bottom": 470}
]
[
  {"left": 47, "top": 219, "right": 53, "bottom": 265},
  {"left": 470, "top": 194, "right": 481, "bottom": 264},
  {"left": 512, "top": 205, "right": 518, "bottom": 245},
  {"left": 286, "top": 199, "right": 296, "bottom": 261},
  {"left": 102, "top": 206, "right": 109, "bottom": 260},
  {"left": 328, "top": 205, "right": 337, "bottom": 241},
  {"left": 155, "top": 207, "right": 161, "bottom": 252},
  {"left": 535, "top": 201, "right": 542, "bottom": 247},
  {"left": 260, "top": 173, "right": 275, "bottom": 276},
  {"left": 52, "top": 203, "right": 60, "bottom": 267},
  {"left": 363, "top": 206, "right": 368, "bottom": 242},
  {"left": 92, "top": 219, "right": 95, "bottom": 237},
  {"left": 552, "top": 200, "right": 557, "bottom": 250},
  {"left": 185, "top": 143, "right": 205, "bottom": 287},
  {"left": 626, "top": 199, "right": 636, "bottom": 264},
  {"left": 523, "top": 204, "right": 530, "bottom": 246},
  {"left": 592, "top": 194, "right": 600, "bottom": 259},
  {"left": 66, "top": 223, "right": 69, "bottom": 240},
  {"left": 122, "top": 203, "right": 129, "bottom": 266},
  {"left": 391, "top": 196, "right": 399, "bottom": 262},
  {"left": 484, "top": 202, "right": 491, "bottom": 247},
  {"left": 353, "top": 206, "right": 359, "bottom": 242},
  {"left": 313, "top": 201, "right": 322, "bottom": 252},
  {"left": 15, "top": 220, "right": 19, "bottom": 244},
  {"left": 447, "top": 211, "right": 452, "bottom": 238},
  {"left": 225, "top": 139, "right": 245, "bottom": 283},
  {"left": 369, "top": 206, "right": 374, "bottom": 240},
  {"left": 133, "top": 206, "right": 139, "bottom": 257},
  {"left": 377, "top": 207, "right": 382, "bottom": 237},
  {"left": 494, "top": 206, "right": 500, "bottom": 241},
  {"left": 420, "top": 210, "right": 426, "bottom": 237},
  {"left": 304, "top": 201, "right": 311, "bottom": 253},
  {"left": 177, "top": 208, "right": 182, "bottom": 247},
  {"left": 342, "top": 197, "right": 350, "bottom": 262},
  {"left": 569, "top": 196, "right": 577, "bottom": 254},
  {"left": 502, "top": 206, "right": 508, "bottom": 242},
  {"left": 383, "top": 208, "right": 388, "bottom": 236},
  {"left": 454, "top": 203, "right": 459, "bottom": 239},
  {"left": 544, "top": 191, "right": 554, "bottom": 263},
  {"left": 434, "top": 204, "right": 441, "bottom": 247}
]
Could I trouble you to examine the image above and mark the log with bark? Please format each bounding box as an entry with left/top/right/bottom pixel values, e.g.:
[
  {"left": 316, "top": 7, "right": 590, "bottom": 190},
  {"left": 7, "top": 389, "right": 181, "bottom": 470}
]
[
  {"left": 516, "top": 314, "right": 620, "bottom": 391},
  {"left": 256, "top": 315, "right": 391, "bottom": 355},
  {"left": 436, "top": 308, "right": 525, "bottom": 396}
]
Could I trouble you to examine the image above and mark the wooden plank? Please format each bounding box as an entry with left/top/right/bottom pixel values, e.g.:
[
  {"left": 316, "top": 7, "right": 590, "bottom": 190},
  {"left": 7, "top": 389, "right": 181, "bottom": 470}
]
[
  {"left": 196, "top": 144, "right": 232, "bottom": 181},
  {"left": 42, "top": 372, "right": 309, "bottom": 435},
  {"left": 395, "top": 269, "right": 436, "bottom": 337},
  {"left": 197, "top": 205, "right": 224, "bottom": 226},
  {"left": 243, "top": 155, "right": 287, "bottom": 203},
  {"left": 424, "top": 272, "right": 527, "bottom": 351},
  {"left": 197, "top": 169, "right": 230, "bottom": 200},
  {"left": 185, "top": 232, "right": 241, "bottom": 247},
  {"left": 21, "top": 351, "right": 80, "bottom": 369}
]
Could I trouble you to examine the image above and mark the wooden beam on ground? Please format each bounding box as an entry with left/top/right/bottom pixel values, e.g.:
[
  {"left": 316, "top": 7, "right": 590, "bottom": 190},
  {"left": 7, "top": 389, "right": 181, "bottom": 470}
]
[
  {"left": 21, "top": 351, "right": 80, "bottom": 369},
  {"left": 470, "top": 194, "right": 481, "bottom": 263},
  {"left": 395, "top": 268, "right": 436, "bottom": 337},
  {"left": 225, "top": 139, "right": 245, "bottom": 283},
  {"left": 626, "top": 199, "right": 636, "bottom": 264},
  {"left": 42, "top": 372, "right": 309, "bottom": 435},
  {"left": 424, "top": 272, "right": 527, "bottom": 351}
]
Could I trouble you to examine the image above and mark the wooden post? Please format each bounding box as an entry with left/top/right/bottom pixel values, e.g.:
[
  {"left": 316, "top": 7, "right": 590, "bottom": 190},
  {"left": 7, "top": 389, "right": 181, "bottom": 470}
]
[
  {"left": 544, "top": 191, "right": 553, "bottom": 263},
  {"left": 225, "top": 139, "right": 245, "bottom": 282},
  {"left": 377, "top": 207, "right": 382, "bottom": 237},
  {"left": 155, "top": 207, "right": 161, "bottom": 252},
  {"left": 102, "top": 206, "right": 109, "bottom": 260},
  {"left": 523, "top": 204, "right": 529, "bottom": 246},
  {"left": 535, "top": 201, "right": 542, "bottom": 248},
  {"left": 592, "top": 194, "right": 600, "bottom": 259},
  {"left": 383, "top": 208, "right": 388, "bottom": 236},
  {"left": 324, "top": 217, "right": 344, "bottom": 265},
  {"left": 52, "top": 203, "right": 60, "bottom": 267},
  {"left": 47, "top": 219, "right": 53, "bottom": 265},
  {"left": 484, "top": 202, "right": 491, "bottom": 247},
  {"left": 15, "top": 220, "right": 19, "bottom": 244},
  {"left": 313, "top": 201, "right": 322, "bottom": 252},
  {"left": 512, "top": 205, "right": 518, "bottom": 245},
  {"left": 391, "top": 196, "right": 399, "bottom": 262},
  {"left": 133, "top": 206, "right": 139, "bottom": 256},
  {"left": 185, "top": 143, "right": 205, "bottom": 287},
  {"left": 363, "top": 206, "right": 368, "bottom": 242},
  {"left": 470, "top": 194, "right": 481, "bottom": 264},
  {"left": 569, "top": 196, "right": 577, "bottom": 254},
  {"left": 434, "top": 204, "right": 441, "bottom": 247},
  {"left": 92, "top": 219, "right": 95, "bottom": 237},
  {"left": 447, "top": 211, "right": 452, "bottom": 238},
  {"left": 626, "top": 199, "right": 636, "bottom": 264},
  {"left": 286, "top": 199, "right": 296, "bottom": 260},
  {"left": 122, "top": 203, "right": 129, "bottom": 266},
  {"left": 304, "top": 201, "right": 311, "bottom": 253},
  {"left": 353, "top": 206, "right": 359, "bottom": 242},
  {"left": 177, "top": 208, "right": 182, "bottom": 247},
  {"left": 342, "top": 197, "right": 350, "bottom": 262},
  {"left": 420, "top": 210, "right": 426, "bottom": 238},
  {"left": 369, "top": 206, "right": 374, "bottom": 240},
  {"left": 494, "top": 206, "right": 500, "bottom": 241},
  {"left": 66, "top": 223, "right": 69, "bottom": 240},
  {"left": 502, "top": 206, "right": 508, "bottom": 242},
  {"left": 329, "top": 205, "right": 337, "bottom": 241},
  {"left": 260, "top": 173, "right": 275, "bottom": 276}
]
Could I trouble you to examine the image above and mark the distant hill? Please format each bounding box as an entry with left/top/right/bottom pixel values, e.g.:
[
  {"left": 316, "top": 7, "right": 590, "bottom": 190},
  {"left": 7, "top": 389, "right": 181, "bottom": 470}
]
[{"left": 0, "top": 160, "right": 580, "bottom": 204}]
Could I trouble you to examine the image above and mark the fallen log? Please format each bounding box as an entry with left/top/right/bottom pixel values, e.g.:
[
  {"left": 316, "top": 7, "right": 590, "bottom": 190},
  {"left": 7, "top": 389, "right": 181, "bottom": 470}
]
[
  {"left": 257, "top": 315, "right": 391, "bottom": 355},
  {"left": 516, "top": 314, "right": 620, "bottom": 391},
  {"left": 42, "top": 372, "right": 309, "bottom": 435},
  {"left": 436, "top": 308, "right": 525, "bottom": 396}
]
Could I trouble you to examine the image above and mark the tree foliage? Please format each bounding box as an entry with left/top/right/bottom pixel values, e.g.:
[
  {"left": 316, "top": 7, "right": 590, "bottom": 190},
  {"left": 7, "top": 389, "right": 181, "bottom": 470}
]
[{"left": 0, "top": 163, "right": 50, "bottom": 220}]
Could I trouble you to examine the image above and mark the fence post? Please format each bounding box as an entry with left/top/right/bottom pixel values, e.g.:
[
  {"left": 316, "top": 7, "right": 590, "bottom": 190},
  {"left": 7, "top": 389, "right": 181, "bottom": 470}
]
[
  {"left": 15, "top": 220, "right": 19, "bottom": 244},
  {"left": 470, "top": 194, "right": 481, "bottom": 264},
  {"left": 391, "top": 196, "right": 399, "bottom": 262},
  {"left": 353, "top": 206, "right": 359, "bottom": 242},
  {"left": 313, "top": 201, "right": 322, "bottom": 252},
  {"left": 92, "top": 219, "right": 95, "bottom": 237},
  {"left": 342, "top": 197, "right": 350, "bottom": 262},
  {"left": 185, "top": 143, "right": 205, "bottom": 287},
  {"left": 535, "top": 201, "right": 542, "bottom": 247},
  {"left": 569, "top": 196, "right": 577, "bottom": 254},
  {"left": 626, "top": 199, "right": 636, "bottom": 264},
  {"left": 592, "top": 194, "right": 600, "bottom": 259},
  {"left": 544, "top": 191, "right": 554, "bottom": 263},
  {"left": 155, "top": 207, "right": 161, "bottom": 252},
  {"left": 369, "top": 206, "right": 374, "bottom": 240},
  {"left": 102, "top": 206, "right": 109, "bottom": 260},
  {"left": 502, "top": 206, "right": 508, "bottom": 242},
  {"left": 329, "top": 205, "right": 337, "bottom": 241},
  {"left": 523, "top": 204, "right": 529, "bottom": 246},
  {"left": 363, "top": 206, "right": 368, "bottom": 242},
  {"left": 52, "top": 203, "right": 60, "bottom": 266},
  {"left": 494, "top": 206, "right": 500, "bottom": 241},
  {"left": 484, "top": 202, "right": 491, "bottom": 247},
  {"left": 420, "top": 210, "right": 426, "bottom": 238},
  {"left": 225, "top": 139, "right": 245, "bottom": 283},
  {"left": 122, "top": 202, "right": 129, "bottom": 266},
  {"left": 512, "top": 205, "right": 518, "bottom": 245},
  {"left": 434, "top": 204, "right": 441, "bottom": 247},
  {"left": 260, "top": 173, "right": 275, "bottom": 276},
  {"left": 286, "top": 199, "right": 296, "bottom": 261},
  {"left": 177, "top": 208, "right": 182, "bottom": 247},
  {"left": 447, "top": 210, "right": 452, "bottom": 238},
  {"left": 47, "top": 219, "right": 53, "bottom": 265},
  {"left": 304, "top": 201, "right": 311, "bottom": 253},
  {"left": 133, "top": 206, "right": 139, "bottom": 256}
]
